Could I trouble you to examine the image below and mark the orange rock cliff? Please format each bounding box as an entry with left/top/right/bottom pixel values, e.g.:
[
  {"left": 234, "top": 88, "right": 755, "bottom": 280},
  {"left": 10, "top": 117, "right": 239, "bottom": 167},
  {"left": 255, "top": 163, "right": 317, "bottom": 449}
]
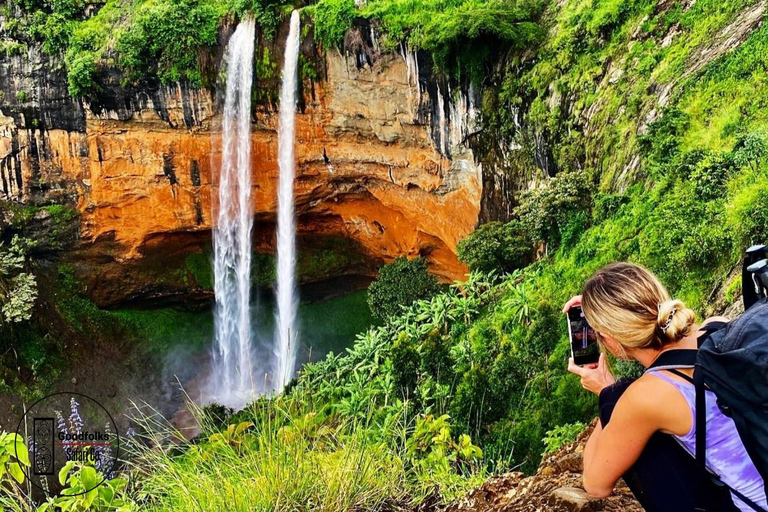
[{"left": 0, "top": 31, "right": 483, "bottom": 307}]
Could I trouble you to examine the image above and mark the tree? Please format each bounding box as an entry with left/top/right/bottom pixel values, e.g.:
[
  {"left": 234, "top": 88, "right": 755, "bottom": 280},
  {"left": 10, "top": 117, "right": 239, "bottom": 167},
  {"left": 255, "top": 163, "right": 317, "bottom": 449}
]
[
  {"left": 0, "top": 236, "right": 37, "bottom": 324},
  {"left": 733, "top": 131, "right": 767, "bottom": 172},
  {"left": 367, "top": 257, "right": 439, "bottom": 321},
  {"left": 515, "top": 171, "right": 592, "bottom": 248},
  {"left": 457, "top": 220, "right": 532, "bottom": 273}
]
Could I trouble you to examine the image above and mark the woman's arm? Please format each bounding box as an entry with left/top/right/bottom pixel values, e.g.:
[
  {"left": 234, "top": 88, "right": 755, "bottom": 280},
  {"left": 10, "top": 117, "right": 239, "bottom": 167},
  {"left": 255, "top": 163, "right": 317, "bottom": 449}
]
[{"left": 581, "top": 378, "right": 666, "bottom": 497}]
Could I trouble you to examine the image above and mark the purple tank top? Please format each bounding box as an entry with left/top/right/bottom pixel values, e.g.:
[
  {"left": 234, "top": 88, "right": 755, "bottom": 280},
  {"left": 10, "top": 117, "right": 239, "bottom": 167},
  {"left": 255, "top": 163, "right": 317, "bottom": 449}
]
[{"left": 647, "top": 369, "right": 767, "bottom": 512}]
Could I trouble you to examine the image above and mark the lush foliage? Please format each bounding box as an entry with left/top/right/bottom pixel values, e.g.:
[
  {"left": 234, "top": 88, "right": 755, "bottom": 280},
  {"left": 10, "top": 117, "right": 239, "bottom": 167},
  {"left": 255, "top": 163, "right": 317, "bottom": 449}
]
[
  {"left": 4, "top": 0, "right": 768, "bottom": 509},
  {"left": 311, "top": 0, "right": 545, "bottom": 80},
  {"left": 457, "top": 220, "right": 532, "bottom": 273},
  {"left": 541, "top": 421, "right": 586, "bottom": 456},
  {"left": 0, "top": 236, "right": 37, "bottom": 324},
  {"left": 129, "top": 395, "right": 483, "bottom": 510},
  {"left": 457, "top": 221, "right": 533, "bottom": 272},
  {"left": 0, "top": 432, "right": 32, "bottom": 512},
  {"left": 4, "top": 0, "right": 289, "bottom": 95},
  {"left": 309, "top": 0, "right": 356, "bottom": 49},
  {"left": 367, "top": 257, "right": 440, "bottom": 320}
]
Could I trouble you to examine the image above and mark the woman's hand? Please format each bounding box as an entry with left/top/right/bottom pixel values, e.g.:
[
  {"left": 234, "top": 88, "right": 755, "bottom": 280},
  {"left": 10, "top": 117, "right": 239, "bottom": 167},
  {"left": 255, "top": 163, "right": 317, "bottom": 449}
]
[
  {"left": 568, "top": 353, "right": 616, "bottom": 395},
  {"left": 562, "top": 295, "right": 582, "bottom": 313}
]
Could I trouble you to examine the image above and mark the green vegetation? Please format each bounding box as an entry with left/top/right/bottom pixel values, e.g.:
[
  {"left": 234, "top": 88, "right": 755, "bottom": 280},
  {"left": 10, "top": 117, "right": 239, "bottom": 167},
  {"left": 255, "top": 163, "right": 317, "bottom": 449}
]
[
  {"left": 3, "top": 0, "right": 768, "bottom": 509},
  {"left": 38, "top": 463, "right": 131, "bottom": 512},
  {"left": 184, "top": 251, "right": 214, "bottom": 290},
  {"left": 0, "top": 432, "right": 31, "bottom": 511},
  {"left": 0, "top": 427, "right": 131, "bottom": 512},
  {"left": 310, "top": 0, "right": 545, "bottom": 80},
  {"left": 309, "top": 0, "right": 355, "bottom": 50},
  {"left": 0, "top": 236, "right": 37, "bottom": 324},
  {"left": 132, "top": 398, "right": 484, "bottom": 511},
  {"left": 367, "top": 257, "right": 439, "bottom": 320},
  {"left": 5, "top": 0, "right": 289, "bottom": 95},
  {"left": 55, "top": 264, "right": 213, "bottom": 355},
  {"left": 541, "top": 421, "right": 586, "bottom": 456},
  {"left": 457, "top": 220, "right": 532, "bottom": 273}
]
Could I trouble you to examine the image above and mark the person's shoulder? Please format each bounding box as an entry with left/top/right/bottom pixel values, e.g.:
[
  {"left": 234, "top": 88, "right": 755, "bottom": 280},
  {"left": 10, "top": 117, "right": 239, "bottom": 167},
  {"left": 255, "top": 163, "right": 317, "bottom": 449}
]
[
  {"left": 622, "top": 374, "right": 678, "bottom": 413},
  {"left": 610, "top": 375, "right": 677, "bottom": 432}
]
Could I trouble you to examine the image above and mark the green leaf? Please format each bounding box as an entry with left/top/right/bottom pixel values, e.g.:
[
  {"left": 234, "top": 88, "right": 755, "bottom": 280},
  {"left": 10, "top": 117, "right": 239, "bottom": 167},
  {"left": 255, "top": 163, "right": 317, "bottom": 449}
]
[
  {"left": 83, "top": 487, "right": 98, "bottom": 509},
  {"left": 235, "top": 421, "right": 254, "bottom": 436},
  {"left": 99, "top": 483, "right": 115, "bottom": 503},
  {"left": 80, "top": 465, "right": 99, "bottom": 490},
  {"left": 13, "top": 440, "right": 30, "bottom": 466},
  {"left": 59, "top": 460, "right": 76, "bottom": 486},
  {"left": 8, "top": 461, "right": 24, "bottom": 483},
  {"left": 110, "top": 477, "right": 127, "bottom": 491}
]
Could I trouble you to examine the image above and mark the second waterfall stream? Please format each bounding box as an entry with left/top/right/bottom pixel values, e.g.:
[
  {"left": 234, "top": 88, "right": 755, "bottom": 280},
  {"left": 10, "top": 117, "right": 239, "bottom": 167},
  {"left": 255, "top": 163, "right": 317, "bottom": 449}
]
[{"left": 274, "top": 10, "right": 301, "bottom": 390}]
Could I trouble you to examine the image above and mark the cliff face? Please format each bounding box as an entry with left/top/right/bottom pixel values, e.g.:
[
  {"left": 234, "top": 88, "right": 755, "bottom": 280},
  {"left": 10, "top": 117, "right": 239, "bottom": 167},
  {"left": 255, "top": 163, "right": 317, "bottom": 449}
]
[{"left": 0, "top": 21, "right": 482, "bottom": 307}]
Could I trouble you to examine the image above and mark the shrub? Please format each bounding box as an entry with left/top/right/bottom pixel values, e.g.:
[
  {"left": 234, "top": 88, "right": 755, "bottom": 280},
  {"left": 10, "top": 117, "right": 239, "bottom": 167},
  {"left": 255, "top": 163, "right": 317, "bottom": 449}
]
[
  {"left": 367, "top": 257, "right": 439, "bottom": 320},
  {"left": 0, "top": 236, "right": 37, "bottom": 325},
  {"left": 515, "top": 171, "right": 592, "bottom": 248},
  {"left": 727, "top": 180, "right": 768, "bottom": 246},
  {"left": 390, "top": 332, "right": 419, "bottom": 399},
  {"left": 312, "top": 0, "right": 356, "bottom": 50},
  {"left": 227, "top": 0, "right": 287, "bottom": 40},
  {"left": 457, "top": 220, "right": 532, "bottom": 274},
  {"left": 541, "top": 422, "right": 586, "bottom": 456},
  {"left": 592, "top": 193, "right": 627, "bottom": 223},
  {"left": 421, "top": 328, "right": 454, "bottom": 384},
  {"left": 733, "top": 131, "right": 768, "bottom": 172},
  {"left": 66, "top": 50, "right": 98, "bottom": 97},
  {"left": 420, "top": 0, "right": 544, "bottom": 78},
  {"left": 117, "top": 0, "right": 225, "bottom": 85},
  {"left": 690, "top": 152, "right": 737, "bottom": 200}
]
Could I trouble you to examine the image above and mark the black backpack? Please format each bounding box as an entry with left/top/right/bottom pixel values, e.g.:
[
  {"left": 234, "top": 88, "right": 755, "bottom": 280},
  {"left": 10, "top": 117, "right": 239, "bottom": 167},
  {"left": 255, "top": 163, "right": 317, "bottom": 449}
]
[{"left": 648, "top": 248, "right": 768, "bottom": 512}]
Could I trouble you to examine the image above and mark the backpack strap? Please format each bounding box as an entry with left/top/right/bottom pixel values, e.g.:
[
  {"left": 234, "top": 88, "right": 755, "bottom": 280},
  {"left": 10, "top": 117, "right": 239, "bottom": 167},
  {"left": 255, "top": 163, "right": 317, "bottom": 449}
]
[
  {"left": 694, "top": 365, "right": 709, "bottom": 512},
  {"left": 647, "top": 349, "right": 697, "bottom": 371}
]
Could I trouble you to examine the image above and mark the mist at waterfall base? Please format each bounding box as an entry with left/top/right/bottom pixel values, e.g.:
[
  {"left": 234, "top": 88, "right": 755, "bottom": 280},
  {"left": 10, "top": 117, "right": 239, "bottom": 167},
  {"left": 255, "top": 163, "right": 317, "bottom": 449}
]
[{"left": 204, "top": 12, "right": 302, "bottom": 408}]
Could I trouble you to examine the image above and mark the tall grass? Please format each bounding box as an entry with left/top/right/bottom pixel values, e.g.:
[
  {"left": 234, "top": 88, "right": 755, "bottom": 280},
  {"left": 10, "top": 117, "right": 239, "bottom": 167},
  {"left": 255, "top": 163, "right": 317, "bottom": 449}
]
[{"left": 129, "top": 396, "right": 484, "bottom": 511}]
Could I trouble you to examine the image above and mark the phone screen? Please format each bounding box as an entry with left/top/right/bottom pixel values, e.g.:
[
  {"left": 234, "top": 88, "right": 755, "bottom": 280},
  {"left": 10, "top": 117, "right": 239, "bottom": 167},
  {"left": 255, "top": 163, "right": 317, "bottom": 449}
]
[{"left": 567, "top": 306, "right": 600, "bottom": 366}]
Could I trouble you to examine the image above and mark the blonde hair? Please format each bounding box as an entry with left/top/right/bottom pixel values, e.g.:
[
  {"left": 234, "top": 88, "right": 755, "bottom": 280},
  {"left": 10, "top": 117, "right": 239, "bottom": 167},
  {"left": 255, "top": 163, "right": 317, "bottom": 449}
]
[{"left": 581, "top": 263, "right": 696, "bottom": 350}]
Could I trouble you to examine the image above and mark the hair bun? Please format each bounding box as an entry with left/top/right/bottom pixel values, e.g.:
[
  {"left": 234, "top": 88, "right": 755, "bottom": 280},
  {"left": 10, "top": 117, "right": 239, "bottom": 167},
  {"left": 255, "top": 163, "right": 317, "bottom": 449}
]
[{"left": 657, "top": 299, "right": 695, "bottom": 342}]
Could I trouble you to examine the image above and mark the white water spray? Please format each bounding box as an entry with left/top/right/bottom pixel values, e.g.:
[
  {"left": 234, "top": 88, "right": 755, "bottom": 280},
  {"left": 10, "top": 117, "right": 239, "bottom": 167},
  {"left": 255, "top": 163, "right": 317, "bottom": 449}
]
[
  {"left": 274, "top": 10, "right": 301, "bottom": 389},
  {"left": 211, "top": 18, "right": 256, "bottom": 407}
]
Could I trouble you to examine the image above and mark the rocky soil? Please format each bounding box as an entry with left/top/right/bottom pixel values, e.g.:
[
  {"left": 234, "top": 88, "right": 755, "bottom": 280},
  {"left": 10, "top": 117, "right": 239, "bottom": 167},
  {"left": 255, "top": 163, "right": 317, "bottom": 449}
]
[{"left": 443, "top": 424, "right": 642, "bottom": 512}]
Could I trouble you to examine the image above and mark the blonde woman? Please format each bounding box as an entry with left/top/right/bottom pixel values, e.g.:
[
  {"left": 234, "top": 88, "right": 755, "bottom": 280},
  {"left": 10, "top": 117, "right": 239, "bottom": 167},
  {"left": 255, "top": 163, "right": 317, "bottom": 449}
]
[{"left": 564, "top": 262, "right": 767, "bottom": 512}]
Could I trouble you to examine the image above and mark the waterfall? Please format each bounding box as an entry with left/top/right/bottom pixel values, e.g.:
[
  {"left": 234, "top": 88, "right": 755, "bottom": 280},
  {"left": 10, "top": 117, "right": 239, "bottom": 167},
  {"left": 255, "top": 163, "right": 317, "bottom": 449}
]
[
  {"left": 436, "top": 83, "right": 448, "bottom": 156},
  {"left": 211, "top": 17, "right": 256, "bottom": 407},
  {"left": 274, "top": 10, "right": 301, "bottom": 389}
]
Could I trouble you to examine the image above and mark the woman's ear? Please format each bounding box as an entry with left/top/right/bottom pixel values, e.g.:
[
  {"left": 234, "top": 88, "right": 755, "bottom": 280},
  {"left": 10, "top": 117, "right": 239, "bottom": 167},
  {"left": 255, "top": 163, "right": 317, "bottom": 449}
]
[{"left": 600, "top": 333, "right": 627, "bottom": 359}]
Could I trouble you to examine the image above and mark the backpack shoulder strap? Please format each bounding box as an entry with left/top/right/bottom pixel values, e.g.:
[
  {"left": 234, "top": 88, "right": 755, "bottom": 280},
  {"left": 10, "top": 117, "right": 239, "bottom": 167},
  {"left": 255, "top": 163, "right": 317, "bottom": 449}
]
[{"left": 647, "top": 349, "right": 697, "bottom": 371}]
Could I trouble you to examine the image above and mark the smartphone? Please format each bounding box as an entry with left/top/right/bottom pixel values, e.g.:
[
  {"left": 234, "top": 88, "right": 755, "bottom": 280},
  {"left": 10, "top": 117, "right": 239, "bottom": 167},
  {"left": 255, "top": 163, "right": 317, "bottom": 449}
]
[{"left": 567, "top": 306, "right": 600, "bottom": 366}]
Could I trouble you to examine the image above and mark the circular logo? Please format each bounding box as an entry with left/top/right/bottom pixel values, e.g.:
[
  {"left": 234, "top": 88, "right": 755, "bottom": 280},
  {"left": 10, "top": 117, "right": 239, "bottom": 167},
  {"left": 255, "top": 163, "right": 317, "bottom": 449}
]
[{"left": 14, "top": 392, "right": 120, "bottom": 496}]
